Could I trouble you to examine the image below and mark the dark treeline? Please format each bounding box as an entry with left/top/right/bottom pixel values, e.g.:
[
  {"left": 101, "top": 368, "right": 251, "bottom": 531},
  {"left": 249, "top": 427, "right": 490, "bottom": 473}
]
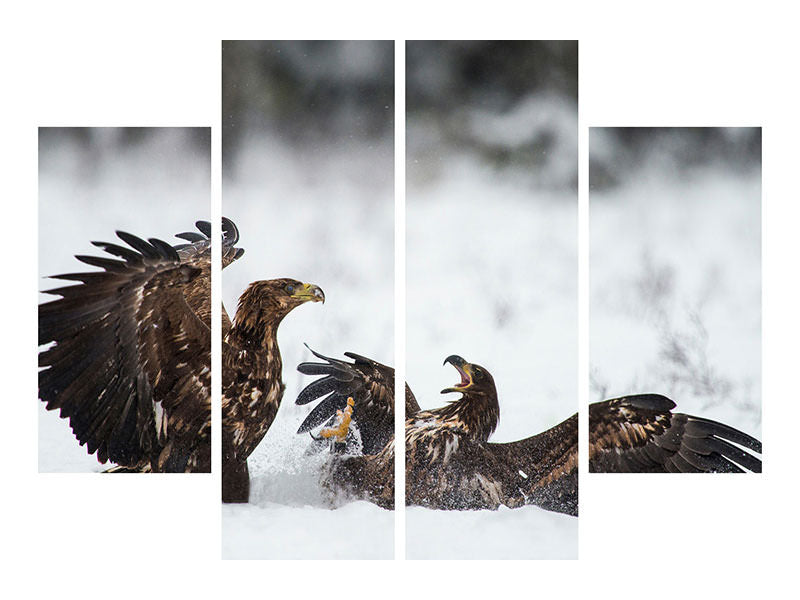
[
  {"left": 222, "top": 40, "right": 394, "bottom": 175},
  {"left": 39, "top": 127, "right": 209, "bottom": 155},
  {"left": 590, "top": 127, "right": 762, "bottom": 191},
  {"left": 38, "top": 127, "right": 210, "bottom": 181},
  {"left": 407, "top": 40, "right": 578, "bottom": 115},
  {"left": 407, "top": 40, "right": 578, "bottom": 191}
]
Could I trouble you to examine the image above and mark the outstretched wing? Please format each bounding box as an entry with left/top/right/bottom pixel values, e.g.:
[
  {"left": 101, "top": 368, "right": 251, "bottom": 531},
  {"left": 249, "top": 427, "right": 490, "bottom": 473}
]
[
  {"left": 39, "top": 225, "right": 213, "bottom": 472},
  {"left": 173, "top": 216, "right": 244, "bottom": 267},
  {"left": 588, "top": 395, "right": 762, "bottom": 473},
  {"left": 483, "top": 414, "right": 578, "bottom": 515},
  {"left": 173, "top": 217, "right": 244, "bottom": 333},
  {"left": 296, "top": 348, "right": 419, "bottom": 455},
  {"left": 402, "top": 414, "right": 577, "bottom": 514}
]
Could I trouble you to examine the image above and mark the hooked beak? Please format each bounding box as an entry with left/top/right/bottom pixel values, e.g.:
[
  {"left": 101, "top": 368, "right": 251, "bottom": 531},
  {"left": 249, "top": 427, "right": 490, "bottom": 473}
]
[
  {"left": 293, "top": 283, "right": 325, "bottom": 304},
  {"left": 441, "top": 354, "right": 472, "bottom": 394}
]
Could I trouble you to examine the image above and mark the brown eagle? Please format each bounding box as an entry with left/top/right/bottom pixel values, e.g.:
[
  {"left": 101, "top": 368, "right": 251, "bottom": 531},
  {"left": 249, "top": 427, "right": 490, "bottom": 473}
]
[
  {"left": 296, "top": 351, "right": 578, "bottom": 515},
  {"left": 38, "top": 219, "right": 240, "bottom": 472},
  {"left": 39, "top": 217, "right": 325, "bottom": 487},
  {"left": 297, "top": 351, "right": 763, "bottom": 515},
  {"left": 221, "top": 272, "right": 324, "bottom": 503}
]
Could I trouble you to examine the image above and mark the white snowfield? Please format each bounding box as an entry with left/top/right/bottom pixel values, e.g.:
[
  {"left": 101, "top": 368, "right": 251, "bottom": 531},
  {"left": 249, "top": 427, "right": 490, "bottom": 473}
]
[{"left": 590, "top": 134, "right": 761, "bottom": 439}]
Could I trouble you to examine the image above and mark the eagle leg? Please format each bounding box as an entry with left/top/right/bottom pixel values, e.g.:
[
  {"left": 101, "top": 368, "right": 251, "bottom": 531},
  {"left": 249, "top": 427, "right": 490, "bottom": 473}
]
[
  {"left": 222, "top": 458, "right": 250, "bottom": 503},
  {"left": 317, "top": 397, "right": 355, "bottom": 443}
]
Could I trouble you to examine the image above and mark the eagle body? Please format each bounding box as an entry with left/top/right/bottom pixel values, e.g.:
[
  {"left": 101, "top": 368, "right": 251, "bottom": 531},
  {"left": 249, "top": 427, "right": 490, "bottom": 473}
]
[
  {"left": 317, "top": 406, "right": 579, "bottom": 514},
  {"left": 404, "top": 418, "right": 507, "bottom": 510},
  {"left": 296, "top": 351, "right": 579, "bottom": 515},
  {"left": 222, "top": 278, "right": 325, "bottom": 502},
  {"left": 223, "top": 335, "right": 284, "bottom": 460}
]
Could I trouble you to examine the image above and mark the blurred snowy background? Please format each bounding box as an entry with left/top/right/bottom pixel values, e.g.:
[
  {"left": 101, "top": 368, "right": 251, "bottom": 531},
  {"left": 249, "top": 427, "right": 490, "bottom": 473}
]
[
  {"left": 406, "top": 41, "right": 578, "bottom": 559},
  {"left": 38, "top": 127, "right": 210, "bottom": 472},
  {"left": 221, "top": 41, "right": 394, "bottom": 559},
  {"left": 590, "top": 127, "right": 761, "bottom": 439}
]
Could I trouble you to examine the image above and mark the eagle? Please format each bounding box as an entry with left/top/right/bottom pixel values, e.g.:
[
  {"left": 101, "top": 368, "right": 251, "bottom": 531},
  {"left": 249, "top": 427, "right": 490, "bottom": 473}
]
[
  {"left": 296, "top": 351, "right": 763, "bottom": 516},
  {"left": 221, "top": 256, "right": 325, "bottom": 503},
  {"left": 296, "top": 350, "right": 578, "bottom": 515},
  {"left": 38, "top": 219, "right": 236, "bottom": 472},
  {"left": 39, "top": 217, "right": 325, "bottom": 487}
]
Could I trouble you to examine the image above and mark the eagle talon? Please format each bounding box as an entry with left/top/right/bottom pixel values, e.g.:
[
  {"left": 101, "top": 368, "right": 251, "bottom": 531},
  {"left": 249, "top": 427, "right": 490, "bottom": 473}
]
[{"left": 317, "top": 397, "right": 355, "bottom": 443}]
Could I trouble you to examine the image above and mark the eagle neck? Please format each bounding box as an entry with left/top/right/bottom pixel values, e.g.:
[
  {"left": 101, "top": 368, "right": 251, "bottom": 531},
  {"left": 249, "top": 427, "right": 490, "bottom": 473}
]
[
  {"left": 229, "top": 309, "right": 286, "bottom": 353},
  {"left": 441, "top": 391, "right": 500, "bottom": 442}
]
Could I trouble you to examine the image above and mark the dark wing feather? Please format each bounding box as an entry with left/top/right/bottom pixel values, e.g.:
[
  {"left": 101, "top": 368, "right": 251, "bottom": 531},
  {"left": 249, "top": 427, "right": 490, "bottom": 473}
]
[
  {"left": 39, "top": 227, "right": 212, "bottom": 472},
  {"left": 296, "top": 348, "right": 416, "bottom": 455},
  {"left": 588, "top": 395, "right": 762, "bottom": 473},
  {"left": 90, "top": 240, "right": 145, "bottom": 264},
  {"left": 172, "top": 217, "right": 244, "bottom": 268},
  {"left": 483, "top": 414, "right": 578, "bottom": 515},
  {"left": 170, "top": 217, "right": 244, "bottom": 333}
]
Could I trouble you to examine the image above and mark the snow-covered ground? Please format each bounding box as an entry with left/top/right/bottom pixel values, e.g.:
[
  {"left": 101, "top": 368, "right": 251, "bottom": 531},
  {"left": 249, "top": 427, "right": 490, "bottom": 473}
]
[
  {"left": 406, "top": 154, "right": 578, "bottom": 559},
  {"left": 406, "top": 505, "right": 577, "bottom": 560},
  {"left": 38, "top": 128, "right": 210, "bottom": 472},
  {"left": 222, "top": 136, "right": 395, "bottom": 559},
  {"left": 590, "top": 130, "right": 761, "bottom": 438},
  {"left": 222, "top": 502, "right": 393, "bottom": 560}
]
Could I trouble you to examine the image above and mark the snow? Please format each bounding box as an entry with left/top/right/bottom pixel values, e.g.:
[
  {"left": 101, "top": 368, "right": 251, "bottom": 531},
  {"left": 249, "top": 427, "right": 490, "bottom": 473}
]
[
  {"left": 590, "top": 130, "right": 761, "bottom": 438},
  {"left": 38, "top": 128, "right": 210, "bottom": 472},
  {"left": 222, "top": 502, "right": 393, "bottom": 560},
  {"left": 38, "top": 403, "right": 107, "bottom": 473},
  {"left": 406, "top": 505, "right": 577, "bottom": 560}
]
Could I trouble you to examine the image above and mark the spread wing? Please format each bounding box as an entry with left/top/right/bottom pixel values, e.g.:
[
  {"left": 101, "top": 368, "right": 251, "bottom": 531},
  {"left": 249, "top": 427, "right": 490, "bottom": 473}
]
[
  {"left": 38, "top": 222, "right": 226, "bottom": 472},
  {"left": 173, "top": 217, "right": 244, "bottom": 334},
  {"left": 296, "top": 347, "right": 418, "bottom": 455},
  {"left": 588, "top": 395, "right": 762, "bottom": 473},
  {"left": 482, "top": 414, "right": 578, "bottom": 515},
  {"left": 401, "top": 414, "right": 577, "bottom": 514}
]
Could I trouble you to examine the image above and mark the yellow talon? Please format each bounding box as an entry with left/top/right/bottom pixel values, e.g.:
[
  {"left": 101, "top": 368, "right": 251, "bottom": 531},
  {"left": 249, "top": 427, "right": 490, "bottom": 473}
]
[{"left": 318, "top": 397, "right": 355, "bottom": 442}]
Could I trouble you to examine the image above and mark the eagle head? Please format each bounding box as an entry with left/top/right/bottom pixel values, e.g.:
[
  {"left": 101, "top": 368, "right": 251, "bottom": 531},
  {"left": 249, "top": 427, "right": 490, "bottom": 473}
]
[
  {"left": 440, "top": 355, "right": 496, "bottom": 397},
  {"left": 236, "top": 278, "right": 325, "bottom": 329}
]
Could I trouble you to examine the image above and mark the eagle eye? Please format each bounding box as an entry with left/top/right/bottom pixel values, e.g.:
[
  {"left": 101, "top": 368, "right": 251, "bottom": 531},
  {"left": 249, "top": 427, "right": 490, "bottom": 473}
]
[{"left": 285, "top": 284, "right": 295, "bottom": 294}]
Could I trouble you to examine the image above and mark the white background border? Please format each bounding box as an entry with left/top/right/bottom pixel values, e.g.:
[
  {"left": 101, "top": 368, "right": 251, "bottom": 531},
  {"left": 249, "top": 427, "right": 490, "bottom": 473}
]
[{"left": 4, "top": 2, "right": 796, "bottom": 597}]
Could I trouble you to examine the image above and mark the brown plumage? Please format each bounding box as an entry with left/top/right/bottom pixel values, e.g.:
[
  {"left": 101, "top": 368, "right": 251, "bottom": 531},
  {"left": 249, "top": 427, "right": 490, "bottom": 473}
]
[
  {"left": 38, "top": 218, "right": 241, "bottom": 472},
  {"left": 297, "top": 347, "right": 418, "bottom": 455},
  {"left": 588, "top": 395, "right": 762, "bottom": 473},
  {"left": 222, "top": 278, "right": 325, "bottom": 503},
  {"left": 38, "top": 216, "right": 331, "bottom": 483},
  {"left": 297, "top": 353, "right": 762, "bottom": 513},
  {"left": 295, "top": 352, "right": 579, "bottom": 515}
]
